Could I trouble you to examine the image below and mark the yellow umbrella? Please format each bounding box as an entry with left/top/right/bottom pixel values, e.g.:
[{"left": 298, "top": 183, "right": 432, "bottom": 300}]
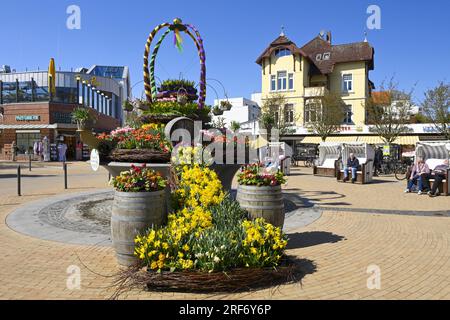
[
  {"left": 48, "top": 58, "right": 56, "bottom": 97},
  {"left": 249, "top": 135, "right": 269, "bottom": 149}
]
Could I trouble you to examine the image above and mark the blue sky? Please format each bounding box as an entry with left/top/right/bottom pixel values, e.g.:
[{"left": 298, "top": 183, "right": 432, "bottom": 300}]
[{"left": 0, "top": 0, "right": 449, "bottom": 105}]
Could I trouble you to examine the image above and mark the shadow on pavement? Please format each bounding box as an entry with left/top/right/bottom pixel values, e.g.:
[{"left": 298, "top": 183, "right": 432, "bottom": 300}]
[{"left": 286, "top": 231, "right": 346, "bottom": 249}]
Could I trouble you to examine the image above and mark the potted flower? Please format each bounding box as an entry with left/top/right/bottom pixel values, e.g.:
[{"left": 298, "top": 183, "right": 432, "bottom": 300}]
[
  {"left": 212, "top": 106, "right": 224, "bottom": 116},
  {"left": 236, "top": 163, "right": 287, "bottom": 228},
  {"left": 72, "top": 106, "right": 93, "bottom": 131},
  {"left": 220, "top": 100, "right": 232, "bottom": 111},
  {"left": 109, "top": 164, "right": 167, "bottom": 266}
]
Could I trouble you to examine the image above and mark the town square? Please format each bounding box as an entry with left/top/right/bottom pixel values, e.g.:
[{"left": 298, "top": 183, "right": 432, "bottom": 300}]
[{"left": 0, "top": 0, "right": 449, "bottom": 307}]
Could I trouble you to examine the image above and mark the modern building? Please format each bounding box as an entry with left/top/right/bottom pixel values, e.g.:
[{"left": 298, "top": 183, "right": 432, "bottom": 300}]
[
  {"left": 212, "top": 97, "right": 261, "bottom": 128},
  {"left": 0, "top": 62, "right": 131, "bottom": 161},
  {"left": 256, "top": 30, "right": 444, "bottom": 154}
]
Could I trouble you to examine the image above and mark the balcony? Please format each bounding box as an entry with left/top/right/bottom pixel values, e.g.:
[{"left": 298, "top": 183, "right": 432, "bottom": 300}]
[{"left": 304, "top": 86, "right": 328, "bottom": 98}]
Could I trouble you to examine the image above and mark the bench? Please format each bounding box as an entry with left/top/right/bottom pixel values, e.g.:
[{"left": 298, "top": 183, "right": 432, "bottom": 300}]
[
  {"left": 336, "top": 159, "right": 373, "bottom": 184},
  {"left": 425, "top": 159, "right": 449, "bottom": 196},
  {"left": 313, "top": 158, "right": 339, "bottom": 177}
]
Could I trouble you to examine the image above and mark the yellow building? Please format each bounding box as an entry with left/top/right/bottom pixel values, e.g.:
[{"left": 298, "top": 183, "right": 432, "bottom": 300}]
[{"left": 256, "top": 30, "right": 375, "bottom": 141}]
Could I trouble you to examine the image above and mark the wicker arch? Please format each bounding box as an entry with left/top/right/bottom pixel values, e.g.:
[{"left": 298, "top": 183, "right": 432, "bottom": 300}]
[{"left": 143, "top": 19, "right": 206, "bottom": 109}]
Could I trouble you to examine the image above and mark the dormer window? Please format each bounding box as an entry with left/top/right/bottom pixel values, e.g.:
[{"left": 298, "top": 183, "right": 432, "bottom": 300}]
[{"left": 275, "top": 48, "right": 291, "bottom": 58}]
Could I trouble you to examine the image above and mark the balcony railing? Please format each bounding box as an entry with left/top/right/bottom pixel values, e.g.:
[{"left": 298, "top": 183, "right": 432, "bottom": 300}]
[{"left": 304, "top": 86, "right": 328, "bottom": 98}]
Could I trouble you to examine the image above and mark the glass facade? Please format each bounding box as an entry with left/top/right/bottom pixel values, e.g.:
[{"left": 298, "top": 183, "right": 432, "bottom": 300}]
[{"left": 16, "top": 132, "right": 41, "bottom": 154}]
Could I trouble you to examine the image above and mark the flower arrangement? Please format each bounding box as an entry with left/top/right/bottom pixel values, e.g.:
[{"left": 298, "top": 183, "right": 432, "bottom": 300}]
[
  {"left": 171, "top": 144, "right": 213, "bottom": 167},
  {"left": 238, "top": 163, "right": 287, "bottom": 187},
  {"left": 97, "top": 124, "right": 172, "bottom": 163},
  {"left": 109, "top": 164, "right": 167, "bottom": 192},
  {"left": 134, "top": 165, "right": 287, "bottom": 272},
  {"left": 172, "top": 165, "right": 225, "bottom": 210}
]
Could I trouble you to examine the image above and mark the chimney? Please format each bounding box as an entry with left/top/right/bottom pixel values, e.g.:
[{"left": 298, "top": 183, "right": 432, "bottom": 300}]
[{"left": 326, "top": 31, "right": 332, "bottom": 44}]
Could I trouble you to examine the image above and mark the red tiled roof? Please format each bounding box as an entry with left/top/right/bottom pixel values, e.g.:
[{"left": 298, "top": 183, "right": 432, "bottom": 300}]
[
  {"left": 256, "top": 34, "right": 375, "bottom": 74},
  {"left": 255, "top": 35, "right": 308, "bottom": 65}
]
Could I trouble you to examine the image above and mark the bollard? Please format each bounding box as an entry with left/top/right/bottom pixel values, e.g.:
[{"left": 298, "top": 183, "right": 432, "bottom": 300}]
[
  {"left": 17, "top": 166, "right": 21, "bottom": 196},
  {"left": 28, "top": 154, "right": 32, "bottom": 172},
  {"left": 63, "top": 162, "right": 68, "bottom": 190}
]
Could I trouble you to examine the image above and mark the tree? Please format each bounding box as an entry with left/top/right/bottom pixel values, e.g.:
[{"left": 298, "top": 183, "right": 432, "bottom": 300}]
[
  {"left": 307, "top": 92, "right": 347, "bottom": 141},
  {"left": 230, "top": 121, "right": 241, "bottom": 133},
  {"left": 259, "top": 93, "right": 297, "bottom": 138},
  {"left": 365, "top": 79, "right": 413, "bottom": 145},
  {"left": 422, "top": 81, "right": 450, "bottom": 139}
]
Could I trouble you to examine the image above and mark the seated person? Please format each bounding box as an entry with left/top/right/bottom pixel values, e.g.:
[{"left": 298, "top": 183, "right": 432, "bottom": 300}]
[
  {"left": 343, "top": 153, "right": 360, "bottom": 183},
  {"left": 424, "top": 159, "right": 449, "bottom": 197},
  {"left": 405, "top": 158, "right": 430, "bottom": 195}
]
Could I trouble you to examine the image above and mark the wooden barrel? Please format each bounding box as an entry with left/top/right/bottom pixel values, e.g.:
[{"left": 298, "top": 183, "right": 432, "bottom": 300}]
[
  {"left": 111, "top": 190, "right": 166, "bottom": 266},
  {"left": 236, "top": 185, "right": 285, "bottom": 228}
]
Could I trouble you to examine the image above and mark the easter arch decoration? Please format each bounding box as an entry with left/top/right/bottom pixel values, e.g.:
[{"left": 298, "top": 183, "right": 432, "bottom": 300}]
[{"left": 143, "top": 18, "right": 207, "bottom": 109}]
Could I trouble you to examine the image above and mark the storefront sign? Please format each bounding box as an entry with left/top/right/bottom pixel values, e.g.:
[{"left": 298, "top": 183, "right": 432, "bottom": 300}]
[
  {"left": 16, "top": 115, "right": 40, "bottom": 121},
  {"left": 90, "top": 149, "right": 100, "bottom": 172},
  {"left": 383, "top": 145, "right": 391, "bottom": 156}
]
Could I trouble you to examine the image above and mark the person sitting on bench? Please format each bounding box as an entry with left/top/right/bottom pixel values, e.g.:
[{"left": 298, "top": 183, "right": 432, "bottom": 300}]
[
  {"left": 343, "top": 153, "right": 360, "bottom": 183},
  {"left": 405, "top": 158, "right": 430, "bottom": 195},
  {"left": 425, "top": 159, "right": 449, "bottom": 197}
]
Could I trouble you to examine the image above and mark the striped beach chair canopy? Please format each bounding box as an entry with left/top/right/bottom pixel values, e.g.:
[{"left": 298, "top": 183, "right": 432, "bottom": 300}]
[
  {"left": 415, "top": 141, "right": 450, "bottom": 161},
  {"left": 317, "top": 142, "right": 342, "bottom": 167},
  {"left": 341, "top": 143, "right": 375, "bottom": 166}
]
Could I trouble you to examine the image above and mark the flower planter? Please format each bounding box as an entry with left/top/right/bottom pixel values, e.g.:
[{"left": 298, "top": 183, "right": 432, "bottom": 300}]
[
  {"left": 110, "top": 149, "right": 171, "bottom": 163},
  {"left": 236, "top": 185, "right": 285, "bottom": 228},
  {"left": 111, "top": 190, "right": 166, "bottom": 266}
]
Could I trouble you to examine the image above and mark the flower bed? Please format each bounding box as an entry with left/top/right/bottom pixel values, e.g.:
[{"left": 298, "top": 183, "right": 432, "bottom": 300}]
[
  {"left": 238, "top": 163, "right": 286, "bottom": 187},
  {"left": 111, "top": 162, "right": 298, "bottom": 294}
]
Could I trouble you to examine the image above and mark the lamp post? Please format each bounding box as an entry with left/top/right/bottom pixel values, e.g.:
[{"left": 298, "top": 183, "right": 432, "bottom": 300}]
[
  {"left": 81, "top": 81, "right": 86, "bottom": 106},
  {"left": 92, "top": 87, "right": 97, "bottom": 111},
  {"left": 87, "top": 83, "right": 91, "bottom": 107},
  {"left": 97, "top": 90, "right": 101, "bottom": 113},
  {"left": 76, "top": 76, "right": 81, "bottom": 105}
]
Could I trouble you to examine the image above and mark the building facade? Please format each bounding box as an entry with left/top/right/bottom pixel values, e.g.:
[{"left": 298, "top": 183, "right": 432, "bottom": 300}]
[
  {"left": 257, "top": 30, "right": 374, "bottom": 134},
  {"left": 0, "top": 64, "right": 130, "bottom": 161},
  {"left": 212, "top": 97, "right": 261, "bottom": 128}
]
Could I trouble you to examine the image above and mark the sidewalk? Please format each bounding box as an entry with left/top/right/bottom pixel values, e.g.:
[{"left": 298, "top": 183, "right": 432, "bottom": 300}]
[{"left": 0, "top": 166, "right": 449, "bottom": 300}]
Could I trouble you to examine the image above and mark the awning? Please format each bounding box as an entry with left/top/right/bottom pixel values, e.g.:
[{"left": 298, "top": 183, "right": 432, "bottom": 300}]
[
  {"left": 394, "top": 136, "right": 420, "bottom": 145},
  {"left": 325, "top": 136, "right": 360, "bottom": 143},
  {"left": 0, "top": 124, "right": 58, "bottom": 129},
  {"left": 301, "top": 136, "right": 323, "bottom": 144},
  {"left": 358, "top": 136, "right": 385, "bottom": 144},
  {"left": 300, "top": 135, "right": 421, "bottom": 145}
]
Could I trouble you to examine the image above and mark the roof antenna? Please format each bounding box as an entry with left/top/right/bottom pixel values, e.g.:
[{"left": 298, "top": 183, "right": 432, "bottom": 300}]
[
  {"left": 280, "top": 25, "right": 285, "bottom": 37},
  {"left": 364, "top": 30, "right": 368, "bottom": 43}
]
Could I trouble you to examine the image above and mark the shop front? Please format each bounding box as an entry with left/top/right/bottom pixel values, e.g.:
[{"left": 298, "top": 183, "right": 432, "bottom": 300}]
[{"left": 0, "top": 101, "right": 119, "bottom": 161}]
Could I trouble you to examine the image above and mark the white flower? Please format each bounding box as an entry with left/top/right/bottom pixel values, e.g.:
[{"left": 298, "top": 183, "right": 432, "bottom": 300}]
[
  {"left": 220, "top": 245, "right": 226, "bottom": 250},
  {"left": 213, "top": 256, "right": 221, "bottom": 263}
]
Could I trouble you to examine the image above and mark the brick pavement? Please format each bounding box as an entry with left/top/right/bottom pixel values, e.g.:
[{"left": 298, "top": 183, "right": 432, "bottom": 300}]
[{"left": 0, "top": 163, "right": 449, "bottom": 300}]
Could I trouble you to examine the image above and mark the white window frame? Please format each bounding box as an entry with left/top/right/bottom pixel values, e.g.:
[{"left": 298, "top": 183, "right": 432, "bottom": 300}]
[
  {"left": 270, "top": 75, "right": 276, "bottom": 92},
  {"left": 284, "top": 104, "right": 295, "bottom": 124},
  {"left": 277, "top": 71, "right": 287, "bottom": 91},
  {"left": 343, "top": 105, "right": 353, "bottom": 124},
  {"left": 342, "top": 73, "right": 353, "bottom": 93},
  {"left": 288, "top": 73, "right": 294, "bottom": 90}
]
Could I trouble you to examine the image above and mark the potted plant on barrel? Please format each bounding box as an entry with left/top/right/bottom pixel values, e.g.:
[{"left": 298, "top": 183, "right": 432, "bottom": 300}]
[
  {"left": 236, "top": 163, "right": 287, "bottom": 228},
  {"left": 72, "top": 106, "right": 94, "bottom": 131},
  {"left": 109, "top": 164, "right": 167, "bottom": 266}
]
